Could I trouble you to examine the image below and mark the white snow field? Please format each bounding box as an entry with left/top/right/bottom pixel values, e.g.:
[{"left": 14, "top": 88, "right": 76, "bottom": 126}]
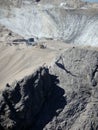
[{"left": 0, "top": 4, "right": 98, "bottom": 46}]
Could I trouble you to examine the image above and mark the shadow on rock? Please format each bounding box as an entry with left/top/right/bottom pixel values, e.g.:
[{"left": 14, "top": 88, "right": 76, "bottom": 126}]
[
  {"left": 0, "top": 125, "right": 4, "bottom": 130},
  {"left": 0, "top": 67, "right": 66, "bottom": 130},
  {"left": 33, "top": 74, "right": 66, "bottom": 130}
]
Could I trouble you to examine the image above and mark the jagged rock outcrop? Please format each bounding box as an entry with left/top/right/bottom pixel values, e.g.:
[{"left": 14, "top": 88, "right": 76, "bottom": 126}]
[
  {"left": 0, "top": 67, "right": 54, "bottom": 130},
  {"left": 41, "top": 47, "right": 98, "bottom": 130},
  {"left": 0, "top": 47, "right": 98, "bottom": 130},
  {"left": 31, "top": 47, "right": 98, "bottom": 130}
]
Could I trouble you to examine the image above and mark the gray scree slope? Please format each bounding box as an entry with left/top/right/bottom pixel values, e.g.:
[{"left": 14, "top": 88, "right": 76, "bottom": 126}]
[{"left": 0, "top": 1, "right": 98, "bottom": 46}]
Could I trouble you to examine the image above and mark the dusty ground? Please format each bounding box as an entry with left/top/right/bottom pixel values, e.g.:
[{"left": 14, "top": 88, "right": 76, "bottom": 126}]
[
  {"left": 0, "top": 24, "right": 98, "bottom": 89},
  {"left": 0, "top": 24, "right": 70, "bottom": 89},
  {"left": 0, "top": 25, "right": 23, "bottom": 44}
]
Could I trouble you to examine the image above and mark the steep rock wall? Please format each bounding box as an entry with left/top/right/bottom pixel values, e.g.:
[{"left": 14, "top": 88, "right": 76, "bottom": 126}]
[
  {"left": 0, "top": 67, "right": 53, "bottom": 130},
  {"left": 0, "top": 48, "right": 98, "bottom": 130}
]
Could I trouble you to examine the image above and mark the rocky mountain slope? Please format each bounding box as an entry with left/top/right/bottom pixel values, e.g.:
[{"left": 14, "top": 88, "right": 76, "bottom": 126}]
[
  {"left": 0, "top": 0, "right": 98, "bottom": 46},
  {"left": 0, "top": 46, "right": 98, "bottom": 130},
  {"left": 0, "top": 0, "right": 98, "bottom": 130},
  {"left": 47, "top": 47, "right": 98, "bottom": 130}
]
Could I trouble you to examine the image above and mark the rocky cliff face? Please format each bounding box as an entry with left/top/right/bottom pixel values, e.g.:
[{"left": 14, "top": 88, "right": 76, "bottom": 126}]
[
  {"left": 0, "top": 67, "right": 53, "bottom": 130},
  {"left": 0, "top": 0, "right": 98, "bottom": 130},
  {"left": 0, "top": 47, "right": 98, "bottom": 130},
  {"left": 45, "top": 47, "right": 98, "bottom": 130}
]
